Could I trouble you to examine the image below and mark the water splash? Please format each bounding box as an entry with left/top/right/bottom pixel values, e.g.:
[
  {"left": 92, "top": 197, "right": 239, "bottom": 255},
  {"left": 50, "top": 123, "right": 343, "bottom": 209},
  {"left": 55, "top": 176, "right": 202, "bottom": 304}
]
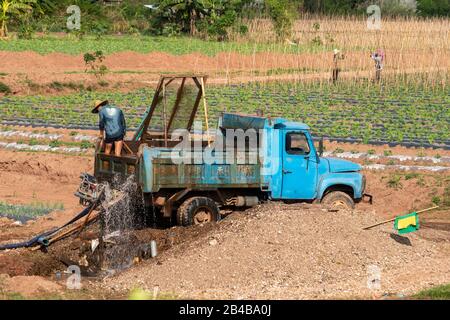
[
  {"left": 101, "top": 174, "right": 142, "bottom": 235},
  {"left": 97, "top": 175, "right": 148, "bottom": 271}
]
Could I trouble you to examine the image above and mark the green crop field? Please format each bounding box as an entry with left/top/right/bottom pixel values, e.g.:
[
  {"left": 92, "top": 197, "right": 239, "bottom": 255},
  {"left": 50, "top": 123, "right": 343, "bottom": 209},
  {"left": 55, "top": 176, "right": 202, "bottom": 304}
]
[
  {"left": 0, "top": 35, "right": 327, "bottom": 56},
  {"left": 0, "top": 80, "right": 449, "bottom": 148}
]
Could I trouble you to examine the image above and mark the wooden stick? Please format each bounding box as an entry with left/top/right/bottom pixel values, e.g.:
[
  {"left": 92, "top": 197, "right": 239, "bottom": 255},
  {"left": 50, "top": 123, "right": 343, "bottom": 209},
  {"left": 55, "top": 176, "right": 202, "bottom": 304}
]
[
  {"left": 363, "top": 206, "right": 439, "bottom": 230},
  {"left": 123, "top": 142, "right": 133, "bottom": 155},
  {"left": 47, "top": 213, "right": 99, "bottom": 245},
  {"left": 31, "top": 211, "right": 99, "bottom": 251},
  {"left": 75, "top": 204, "right": 97, "bottom": 236},
  {"left": 200, "top": 77, "right": 211, "bottom": 146}
]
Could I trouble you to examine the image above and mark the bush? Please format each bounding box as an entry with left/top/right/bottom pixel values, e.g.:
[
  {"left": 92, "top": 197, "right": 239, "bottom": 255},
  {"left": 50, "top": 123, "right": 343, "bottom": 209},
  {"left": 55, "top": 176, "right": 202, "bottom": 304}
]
[
  {"left": 381, "top": 0, "right": 417, "bottom": 16},
  {"left": 198, "top": 9, "right": 238, "bottom": 40},
  {"left": 84, "top": 51, "right": 108, "bottom": 79},
  {"left": 49, "top": 140, "right": 62, "bottom": 148},
  {"left": 17, "top": 21, "right": 35, "bottom": 39},
  {"left": 148, "top": 0, "right": 249, "bottom": 40},
  {"left": 0, "top": 82, "right": 11, "bottom": 94},
  {"left": 417, "top": 0, "right": 450, "bottom": 17},
  {"left": 266, "top": 0, "right": 297, "bottom": 40}
]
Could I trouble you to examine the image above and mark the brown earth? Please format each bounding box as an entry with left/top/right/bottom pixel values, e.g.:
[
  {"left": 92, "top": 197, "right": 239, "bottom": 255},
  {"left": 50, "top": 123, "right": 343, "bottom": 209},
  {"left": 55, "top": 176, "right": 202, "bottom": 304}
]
[
  {"left": 0, "top": 274, "right": 62, "bottom": 298},
  {"left": 98, "top": 203, "right": 450, "bottom": 299},
  {"left": 0, "top": 50, "right": 447, "bottom": 96},
  {"left": 0, "top": 148, "right": 448, "bottom": 299}
]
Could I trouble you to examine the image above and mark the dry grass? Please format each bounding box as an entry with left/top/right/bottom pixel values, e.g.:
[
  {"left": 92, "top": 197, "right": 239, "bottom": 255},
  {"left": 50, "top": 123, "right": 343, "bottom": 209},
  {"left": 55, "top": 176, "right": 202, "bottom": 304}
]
[{"left": 226, "top": 16, "right": 449, "bottom": 87}]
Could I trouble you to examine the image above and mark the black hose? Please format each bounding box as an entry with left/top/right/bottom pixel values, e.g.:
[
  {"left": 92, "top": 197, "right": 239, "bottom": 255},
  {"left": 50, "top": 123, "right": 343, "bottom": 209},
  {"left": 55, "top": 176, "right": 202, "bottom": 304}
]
[
  {"left": 0, "top": 229, "right": 57, "bottom": 250},
  {"left": 0, "top": 205, "right": 94, "bottom": 251}
]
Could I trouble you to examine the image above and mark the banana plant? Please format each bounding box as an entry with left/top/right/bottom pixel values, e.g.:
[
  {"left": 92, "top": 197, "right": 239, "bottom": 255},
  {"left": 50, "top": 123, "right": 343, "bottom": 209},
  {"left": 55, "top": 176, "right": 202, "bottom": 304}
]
[{"left": 0, "top": 0, "right": 36, "bottom": 38}]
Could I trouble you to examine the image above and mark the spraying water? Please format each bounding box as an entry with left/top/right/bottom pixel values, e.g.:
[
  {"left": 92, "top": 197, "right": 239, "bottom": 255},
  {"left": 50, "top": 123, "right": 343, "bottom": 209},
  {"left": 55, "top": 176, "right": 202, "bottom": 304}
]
[
  {"left": 96, "top": 175, "right": 150, "bottom": 271},
  {"left": 101, "top": 174, "right": 141, "bottom": 234}
]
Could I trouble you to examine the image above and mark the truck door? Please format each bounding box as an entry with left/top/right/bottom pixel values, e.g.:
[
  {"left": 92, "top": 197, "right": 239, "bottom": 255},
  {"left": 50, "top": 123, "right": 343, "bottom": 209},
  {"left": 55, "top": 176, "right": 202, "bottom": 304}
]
[{"left": 281, "top": 130, "right": 318, "bottom": 199}]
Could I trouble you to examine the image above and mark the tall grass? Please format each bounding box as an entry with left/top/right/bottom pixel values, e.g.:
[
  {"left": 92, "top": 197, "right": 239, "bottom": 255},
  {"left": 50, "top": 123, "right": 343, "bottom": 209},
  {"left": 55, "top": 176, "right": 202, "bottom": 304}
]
[
  {"left": 1, "top": 16, "right": 448, "bottom": 89},
  {"left": 225, "top": 16, "right": 449, "bottom": 87}
]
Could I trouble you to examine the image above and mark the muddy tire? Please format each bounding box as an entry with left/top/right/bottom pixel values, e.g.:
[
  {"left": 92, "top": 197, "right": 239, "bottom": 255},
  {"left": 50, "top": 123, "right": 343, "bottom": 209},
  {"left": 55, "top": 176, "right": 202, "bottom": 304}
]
[
  {"left": 321, "top": 191, "right": 355, "bottom": 210},
  {"left": 177, "top": 197, "right": 220, "bottom": 226}
]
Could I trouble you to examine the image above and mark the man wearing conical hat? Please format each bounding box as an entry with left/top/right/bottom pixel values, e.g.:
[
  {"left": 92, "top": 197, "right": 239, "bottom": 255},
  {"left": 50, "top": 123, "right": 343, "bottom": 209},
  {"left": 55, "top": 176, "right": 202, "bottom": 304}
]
[
  {"left": 332, "top": 48, "right": 344, "bottom": 83},
  {"left": 92, "top": 100, "right": 126, "bottom": 156}
]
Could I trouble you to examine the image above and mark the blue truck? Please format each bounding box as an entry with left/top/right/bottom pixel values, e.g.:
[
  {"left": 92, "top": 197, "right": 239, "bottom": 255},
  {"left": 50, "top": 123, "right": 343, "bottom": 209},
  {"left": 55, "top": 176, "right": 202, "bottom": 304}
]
[{"left": 79, "top": 75, "right": 370, "bottom": 227}]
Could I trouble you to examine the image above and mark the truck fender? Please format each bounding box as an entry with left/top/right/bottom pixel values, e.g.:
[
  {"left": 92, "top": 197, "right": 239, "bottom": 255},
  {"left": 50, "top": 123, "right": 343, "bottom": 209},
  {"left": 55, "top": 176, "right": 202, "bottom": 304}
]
[{"left": 317, "top": 173, "right": 361, "bottom": 200}]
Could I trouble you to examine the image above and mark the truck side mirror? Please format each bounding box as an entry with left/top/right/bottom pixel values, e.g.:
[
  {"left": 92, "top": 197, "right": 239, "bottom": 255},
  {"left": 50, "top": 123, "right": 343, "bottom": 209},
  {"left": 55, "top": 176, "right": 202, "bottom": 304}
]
[{"left": 318, "top": 137, "right": 324, "bottom": 156}]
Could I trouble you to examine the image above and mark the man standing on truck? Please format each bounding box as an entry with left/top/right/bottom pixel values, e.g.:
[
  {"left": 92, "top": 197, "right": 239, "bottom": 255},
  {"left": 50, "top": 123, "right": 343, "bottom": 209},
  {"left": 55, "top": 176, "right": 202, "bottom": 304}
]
[{"left": 92, "top": 100, "right": 126, "bottom": 156}]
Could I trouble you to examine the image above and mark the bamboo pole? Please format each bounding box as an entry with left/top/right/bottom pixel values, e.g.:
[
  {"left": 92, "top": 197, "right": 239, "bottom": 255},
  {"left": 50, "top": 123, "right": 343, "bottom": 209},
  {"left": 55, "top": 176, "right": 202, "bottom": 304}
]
[
  {"left": 362, "top": 206, "right": 439, "bottom": 230},
  {"left": 200, "top": 77, "right": 211, "bottom": 146}
]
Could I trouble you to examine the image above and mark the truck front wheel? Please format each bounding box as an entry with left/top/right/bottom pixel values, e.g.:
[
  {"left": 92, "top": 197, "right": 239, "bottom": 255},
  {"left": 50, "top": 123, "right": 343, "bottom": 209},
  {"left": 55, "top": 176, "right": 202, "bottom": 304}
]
[
  {"left": 321, "top": 191, "right": 355, "bottom": 210},
  {"left": 177, "top": 197, "right": 220, "bottom": 226}
]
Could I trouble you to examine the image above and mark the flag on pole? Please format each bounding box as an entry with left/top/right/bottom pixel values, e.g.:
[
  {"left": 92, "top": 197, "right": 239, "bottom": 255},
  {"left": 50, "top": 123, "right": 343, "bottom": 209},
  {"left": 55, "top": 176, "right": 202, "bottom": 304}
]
[{"left": 394, "top": 212, "right": 419, "bottom": 234}]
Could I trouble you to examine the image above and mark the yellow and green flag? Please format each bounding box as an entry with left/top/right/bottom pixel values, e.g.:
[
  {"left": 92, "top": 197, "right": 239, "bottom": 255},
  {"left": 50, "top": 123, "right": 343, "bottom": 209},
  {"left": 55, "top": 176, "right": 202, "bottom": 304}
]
[{"left": 394, "top": 212, "right": 419, "bottom": 234}]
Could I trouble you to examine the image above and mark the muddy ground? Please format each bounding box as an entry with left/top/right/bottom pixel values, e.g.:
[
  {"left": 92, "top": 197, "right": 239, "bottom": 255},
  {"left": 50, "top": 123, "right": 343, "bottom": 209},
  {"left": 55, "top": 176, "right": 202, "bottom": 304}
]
[{"left": 0, "top": 144, "right": 448, "bottom": 299}]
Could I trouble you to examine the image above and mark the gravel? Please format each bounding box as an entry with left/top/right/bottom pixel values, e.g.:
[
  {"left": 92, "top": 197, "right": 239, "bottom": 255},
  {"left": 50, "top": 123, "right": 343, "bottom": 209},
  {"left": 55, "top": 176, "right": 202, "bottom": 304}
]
[{"left": 100, "top": 202, "right": 450, "bottom": 299}]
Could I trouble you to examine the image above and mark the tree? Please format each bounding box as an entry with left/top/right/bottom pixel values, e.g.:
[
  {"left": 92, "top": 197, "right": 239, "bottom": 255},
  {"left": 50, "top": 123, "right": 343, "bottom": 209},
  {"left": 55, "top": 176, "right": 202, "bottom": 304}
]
[
  {"left": 266, "top": 0, "right": 297, "bottom": 40},
  {"left": 0, "top": 0, "right": 36, "bottom": 37},
  {"left": 417, "top": 0, "right": 449, "bottom": 16},
  {"left": 150, "top": 0, "right": 251, "bottom": 37},
  {"left": 151, "top": 0, "right": 212, "bottom": 35}
]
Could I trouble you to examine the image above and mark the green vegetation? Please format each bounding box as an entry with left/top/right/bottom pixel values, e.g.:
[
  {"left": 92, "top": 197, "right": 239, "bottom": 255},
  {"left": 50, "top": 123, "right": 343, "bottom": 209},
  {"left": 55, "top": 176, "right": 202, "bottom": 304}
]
[
  {"left": 49, "top": 81, "right": 84, "bottom": 91},
  {"left": 0, "top": 0, "right": 36, "bottom": 37},
  {"left": 266, "top": 0, "right": 296, "bottom": 39},
  {"left": 0, "top": 34, "right": 330, "bottom": 55},
  {"left": 48, "top": 140, "right": 61, "bottom": 147},
  {"left": 443, "top": 184, "right": 450, "bottom": 207},
  {"left": 83, "top": 50, "right": 108, "bottom": 79},
  {"left": 387, "top": 174, "right": 403, "bottom": 189},
  {"left": 0, "top": 201, "right": 64, "bottom": 221},
  {"left": 2, "top": 0, "right": 447, "bottom": 41},
  {"left": 0, "top": 81, "right": 11, "bottom": 94},
  {"left": 0, "top": 79, "right": 448, "bottom": 147},
  {"left": 431, "top": 195, "right": 441, "bottom": 205},
  {"left": 149, "top": 0, "right": 251, "bottom": 40},
  {"left": 415, "top": 284, "right": 450, "bottom": 299},
  {"left": 405, "top": 172, "right": 420, "bottom": 180}
]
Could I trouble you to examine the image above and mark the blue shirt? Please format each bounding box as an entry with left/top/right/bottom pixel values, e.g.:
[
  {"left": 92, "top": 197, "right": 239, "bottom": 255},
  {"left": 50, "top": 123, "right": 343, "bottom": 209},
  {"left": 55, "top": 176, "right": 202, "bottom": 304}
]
[{"left": 99, "top": 105, "right": 126, "bottom": 139}]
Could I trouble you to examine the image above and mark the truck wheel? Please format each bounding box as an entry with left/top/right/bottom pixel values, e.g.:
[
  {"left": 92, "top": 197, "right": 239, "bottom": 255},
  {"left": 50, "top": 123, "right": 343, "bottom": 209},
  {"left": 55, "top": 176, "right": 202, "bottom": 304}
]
[
  {"left": 177, "top": 197, "right": 220, "bottom": 226},
  {"left": 321, "top": 191, "right": 355, "bottom": 210}
]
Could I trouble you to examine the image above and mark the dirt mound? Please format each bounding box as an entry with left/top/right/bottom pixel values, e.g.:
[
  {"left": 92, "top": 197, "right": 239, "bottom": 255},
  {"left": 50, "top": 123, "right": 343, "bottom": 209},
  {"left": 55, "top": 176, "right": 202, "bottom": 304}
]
[
  {"left": 0, "top": 274, "right": 62, "bottom": 298},
  {"left": 100, "top": 203, "right": 450, "bottom": 299},
  {"left": 0, "top": 150, "right": 91, "bottom": 181}
]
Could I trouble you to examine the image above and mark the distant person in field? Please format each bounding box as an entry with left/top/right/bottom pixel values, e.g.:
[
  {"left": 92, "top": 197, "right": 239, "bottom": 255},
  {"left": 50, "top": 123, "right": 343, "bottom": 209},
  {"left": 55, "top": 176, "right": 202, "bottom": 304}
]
[
  {"left": 371, "top": 49, "right": 384, "bottom": 82},
  {"left": 92, "top": 100, "right": 126, "bottom": 156},
  {"left": 332, "top": 48, "right": 344, "bottom": 83}
]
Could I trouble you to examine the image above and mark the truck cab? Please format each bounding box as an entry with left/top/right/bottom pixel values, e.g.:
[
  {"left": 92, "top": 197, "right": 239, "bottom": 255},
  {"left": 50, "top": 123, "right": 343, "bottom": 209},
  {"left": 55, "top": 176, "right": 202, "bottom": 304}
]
[{"left": 262, "top": 118, "right": 366, "bottom": 208}]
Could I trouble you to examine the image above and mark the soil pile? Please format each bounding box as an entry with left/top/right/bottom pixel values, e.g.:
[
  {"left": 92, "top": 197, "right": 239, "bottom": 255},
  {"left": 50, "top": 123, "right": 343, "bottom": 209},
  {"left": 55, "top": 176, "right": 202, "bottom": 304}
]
[{"left": 101, "top": 203, "right": 450, "bottom": 299}]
